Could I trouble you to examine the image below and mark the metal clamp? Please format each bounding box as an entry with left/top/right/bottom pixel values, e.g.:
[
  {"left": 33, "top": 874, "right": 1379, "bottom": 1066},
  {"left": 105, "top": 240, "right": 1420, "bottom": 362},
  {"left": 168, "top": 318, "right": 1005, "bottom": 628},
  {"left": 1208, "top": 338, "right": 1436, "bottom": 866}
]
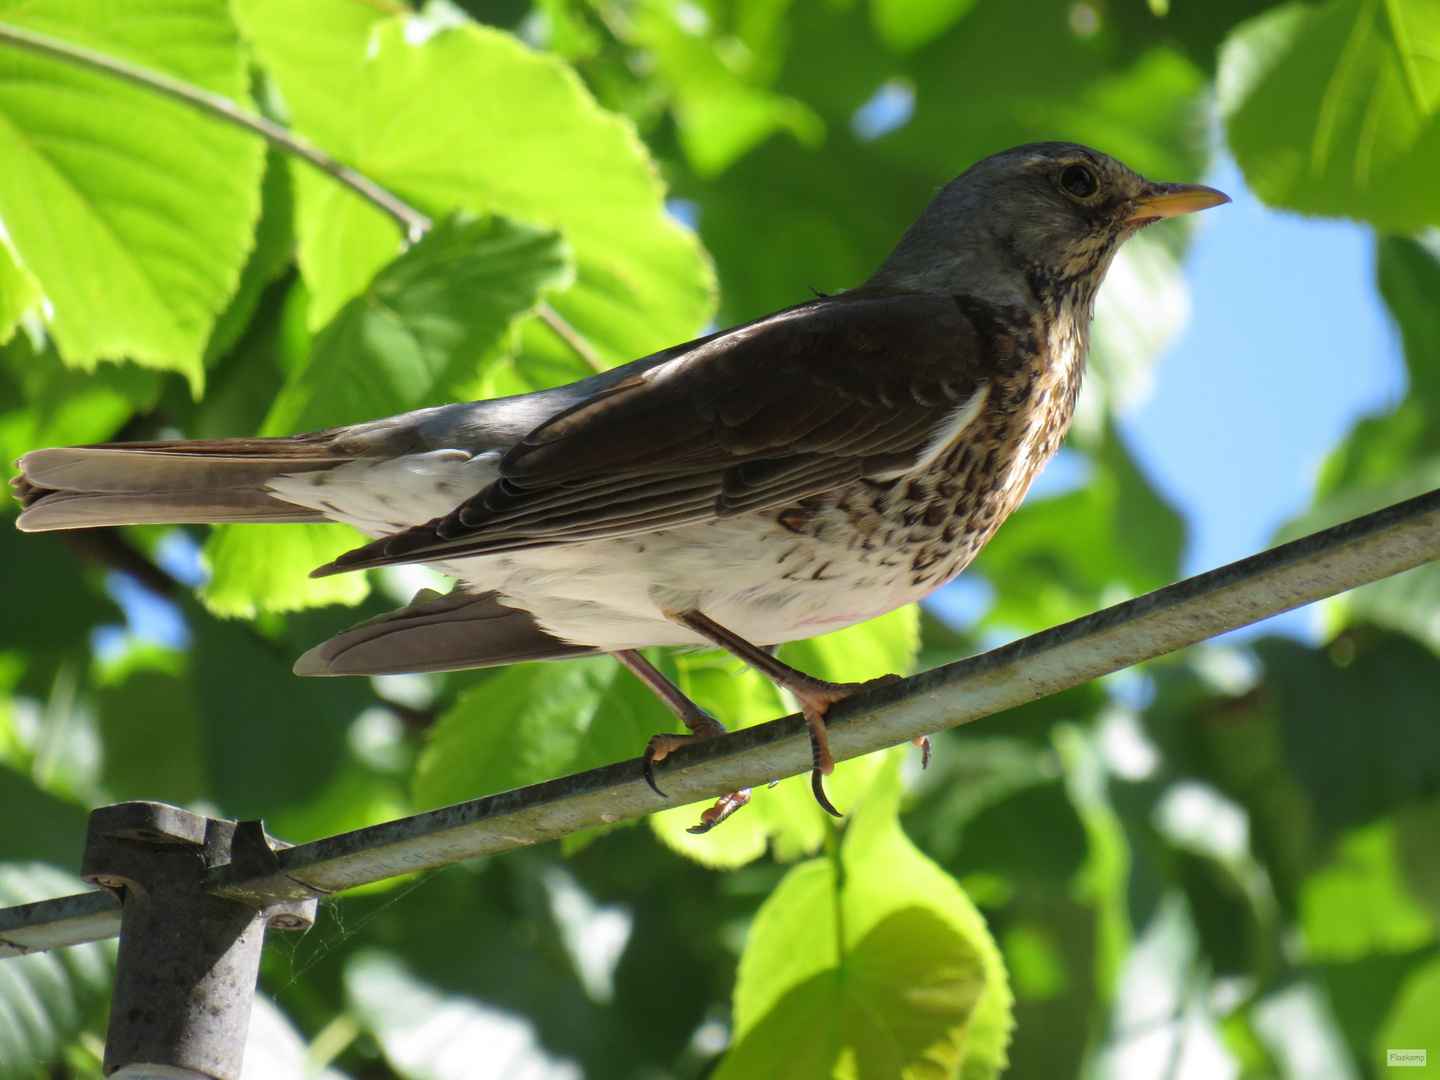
[{"left": 81, "top": 802, "right": 317, "bottom": 1080}]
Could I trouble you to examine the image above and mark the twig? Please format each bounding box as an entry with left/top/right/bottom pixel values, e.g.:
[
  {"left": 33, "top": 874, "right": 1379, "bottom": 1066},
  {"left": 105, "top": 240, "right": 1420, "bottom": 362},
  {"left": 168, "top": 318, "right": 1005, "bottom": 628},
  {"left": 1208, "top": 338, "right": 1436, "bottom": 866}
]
[
  {"left": 0, "top": 21, "right": 431, "bottom": 241},
  {"left": 0, "top": 21, "right": 615, "bottom": 373},
  {"left": 538, "top": 302, "right": 608, "bottom": 372}
]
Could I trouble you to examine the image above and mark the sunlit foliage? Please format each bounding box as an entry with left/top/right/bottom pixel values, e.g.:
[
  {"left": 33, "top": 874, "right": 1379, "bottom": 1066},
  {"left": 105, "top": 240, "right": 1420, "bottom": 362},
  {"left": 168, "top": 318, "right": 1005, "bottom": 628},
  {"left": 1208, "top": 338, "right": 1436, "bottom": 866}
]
[{"left": 1, "top": 0, "right": 1439, "bottom": 1077}]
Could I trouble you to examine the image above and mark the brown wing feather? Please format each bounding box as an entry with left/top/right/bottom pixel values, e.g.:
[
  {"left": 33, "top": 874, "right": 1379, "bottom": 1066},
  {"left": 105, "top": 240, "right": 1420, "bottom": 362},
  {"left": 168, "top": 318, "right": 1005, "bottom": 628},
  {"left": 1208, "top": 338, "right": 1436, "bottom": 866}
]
[
  {"left": 294, "top": 589, "right": 596, "bottom": 675},
  {"left": 317, "top": 290, "right": 991, "bottom": 575}
]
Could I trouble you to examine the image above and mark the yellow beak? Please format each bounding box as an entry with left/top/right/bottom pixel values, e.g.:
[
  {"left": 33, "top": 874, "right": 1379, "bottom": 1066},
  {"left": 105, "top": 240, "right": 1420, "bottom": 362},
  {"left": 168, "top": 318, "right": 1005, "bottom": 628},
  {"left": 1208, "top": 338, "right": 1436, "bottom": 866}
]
[{"left": 1125, "top": 182, "right": 1231, "bottom": 223}]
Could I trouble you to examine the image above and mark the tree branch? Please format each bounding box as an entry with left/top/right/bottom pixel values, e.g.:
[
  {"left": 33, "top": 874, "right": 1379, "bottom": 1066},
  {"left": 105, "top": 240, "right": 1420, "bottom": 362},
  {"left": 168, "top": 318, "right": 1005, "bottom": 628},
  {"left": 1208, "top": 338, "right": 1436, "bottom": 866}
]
[{"left": 0, "top": 21, "right": 616, "bottom": 376}]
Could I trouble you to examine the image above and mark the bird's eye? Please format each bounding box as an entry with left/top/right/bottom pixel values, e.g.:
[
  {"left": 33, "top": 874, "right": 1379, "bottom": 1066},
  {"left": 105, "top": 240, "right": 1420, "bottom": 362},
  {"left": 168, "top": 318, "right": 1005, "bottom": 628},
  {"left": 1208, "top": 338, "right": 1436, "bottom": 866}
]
[{"left": 1059, "top": 164, "right": 1099, "bottom": 199}]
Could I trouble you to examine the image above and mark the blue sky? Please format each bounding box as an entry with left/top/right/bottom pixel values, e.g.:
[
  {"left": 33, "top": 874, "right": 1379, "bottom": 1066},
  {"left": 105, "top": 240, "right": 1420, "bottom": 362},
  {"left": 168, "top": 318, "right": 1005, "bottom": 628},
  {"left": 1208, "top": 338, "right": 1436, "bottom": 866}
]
[
  {"left": 1121, "top": 157, "right": 1404, "bottom": 638},
  {"left": 1124, "top": 157, "right": 1404, "bottom": 576}
]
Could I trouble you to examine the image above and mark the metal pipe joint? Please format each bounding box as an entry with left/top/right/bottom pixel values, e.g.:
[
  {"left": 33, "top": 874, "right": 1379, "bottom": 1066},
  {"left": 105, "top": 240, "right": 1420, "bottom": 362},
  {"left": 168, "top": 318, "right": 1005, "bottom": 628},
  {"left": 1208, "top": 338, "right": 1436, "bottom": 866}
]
[{"left": 81, "top": 802, "right": 316, "bottom": 1080}]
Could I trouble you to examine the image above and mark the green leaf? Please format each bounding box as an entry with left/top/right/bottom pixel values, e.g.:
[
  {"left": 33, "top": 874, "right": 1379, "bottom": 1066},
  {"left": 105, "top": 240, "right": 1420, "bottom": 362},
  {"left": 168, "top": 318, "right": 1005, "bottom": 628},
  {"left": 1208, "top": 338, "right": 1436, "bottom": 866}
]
[
  {"left": 1223, "top": 0, "right": 1440, "bottom": 230},
  {"left": 1396, "top": 796, "right": 1440, "bottom": 924},
  {"left": 0, "top": 0, "right": 266, "bottom": 389},
  {"left": 625, "top": 0, "right": 823, "bottom": 177},
  {"left": 413, "top": 656, "right": 619, "bottom": 810},
  {"left": 1376, "top": 235, "right": 1440, "bottom": 407},
  {"left": 0, "top": 240, "right": 38, "bottom": 346},
  {"left": 202, "top": 148, "right": 295, "bottom": 368},
  {"left": 188, "top": 600, "right": 360, "bottom": 818},
  {"left": 870, "top": 0, "right": 981, "bottom": 54},
  {"left": 1256, "top": 631, "right": 1440, "bottom": 838},
  {"left": 1301, "top": 818, "right": 1435, "bottom": 962},
  {"left": 234, "top": 0, "right": 714, "bottom": 360},
  {"left": 94, "top": 646, "right": 208, "bottom": 807},
  {"left": 0, "top": 512, "right": 120, "bottom": 666},
  {"left": 0, "top": 863, "right": 113, "bottom": 1080},
  {"left": 718, "top": 761, "right": 1012, "bottom": 1080},
  {"left": 0, "top": 767, "right": 87, "bottom": 870},
  {"left": 200, "top": 521, "right": 371, "bottom": 619},
  {"left": 262, "top": 213, "right": 571, "bottom": 436},
  {"left": 1375, "top": 955, "right": 1440, "bottom": 1072}
]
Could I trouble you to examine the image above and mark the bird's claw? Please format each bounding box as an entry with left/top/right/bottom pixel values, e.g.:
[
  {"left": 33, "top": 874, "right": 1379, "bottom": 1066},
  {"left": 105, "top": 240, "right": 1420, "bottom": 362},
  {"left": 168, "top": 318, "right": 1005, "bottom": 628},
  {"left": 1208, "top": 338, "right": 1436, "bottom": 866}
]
[
  {"left": 642, "top": 733, "right": 688, "bottom": 797},
  {"left": 914, "top": 734, "right": 932, "bottom": 769},
  {"left": 642, "top": 722, "right": 729, "bottom": 800},
  {"left": 687, "top": 789, "right": 752, "bottom": 833},
  {"left": 812, "top": 770, "right": 842, "bottom": 817}
]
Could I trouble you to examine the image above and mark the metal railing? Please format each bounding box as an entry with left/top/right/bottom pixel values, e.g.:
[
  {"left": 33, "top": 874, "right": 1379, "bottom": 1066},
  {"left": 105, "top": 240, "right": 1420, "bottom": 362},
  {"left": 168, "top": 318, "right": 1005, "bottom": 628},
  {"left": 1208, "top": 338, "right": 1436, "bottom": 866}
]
[{"left": 5, "top": 487, "right": 1440, "bottom": 1078}]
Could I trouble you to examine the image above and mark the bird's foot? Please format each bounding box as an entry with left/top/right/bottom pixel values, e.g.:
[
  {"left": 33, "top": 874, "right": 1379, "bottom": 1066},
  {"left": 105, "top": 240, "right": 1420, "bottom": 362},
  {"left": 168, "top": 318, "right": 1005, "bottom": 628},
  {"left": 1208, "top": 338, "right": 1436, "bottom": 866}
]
[
  {"left": 643, "top": 728, "right": 758, "bottom": 833},
  {"left": 686, "top": 788, "right": 752, "bottom": 834},
  {"left": 642, "top": 719, "right": 728, "bottom": 798},
  {"left": 787, "top": 673, "right": 903, "bottom": 818}
]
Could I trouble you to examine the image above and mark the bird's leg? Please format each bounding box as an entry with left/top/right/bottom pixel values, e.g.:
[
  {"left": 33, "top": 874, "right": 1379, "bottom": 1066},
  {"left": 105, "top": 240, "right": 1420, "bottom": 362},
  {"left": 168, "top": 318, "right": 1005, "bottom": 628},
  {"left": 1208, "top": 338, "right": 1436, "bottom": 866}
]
[
  {"left": 667, "top": 610, "right": 907, "bottom": 818},
  {"left": 613, "top": 650, "right": 752, "bottom": 832}
]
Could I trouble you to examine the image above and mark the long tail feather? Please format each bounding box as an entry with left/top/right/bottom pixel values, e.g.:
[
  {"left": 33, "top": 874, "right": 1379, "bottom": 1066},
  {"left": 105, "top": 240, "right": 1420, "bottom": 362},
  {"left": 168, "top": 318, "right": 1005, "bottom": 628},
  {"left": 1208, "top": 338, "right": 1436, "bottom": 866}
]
[{"left": 12, "top": 437, "right": 354, "bottom": 532}]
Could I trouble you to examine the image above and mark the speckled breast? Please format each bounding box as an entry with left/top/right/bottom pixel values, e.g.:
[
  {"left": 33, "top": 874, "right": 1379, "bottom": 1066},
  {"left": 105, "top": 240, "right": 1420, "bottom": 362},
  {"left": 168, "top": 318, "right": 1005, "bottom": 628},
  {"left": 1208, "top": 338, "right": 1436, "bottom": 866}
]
[{"left": 783, "top": 310, "right": 1089, "bottom": 597}]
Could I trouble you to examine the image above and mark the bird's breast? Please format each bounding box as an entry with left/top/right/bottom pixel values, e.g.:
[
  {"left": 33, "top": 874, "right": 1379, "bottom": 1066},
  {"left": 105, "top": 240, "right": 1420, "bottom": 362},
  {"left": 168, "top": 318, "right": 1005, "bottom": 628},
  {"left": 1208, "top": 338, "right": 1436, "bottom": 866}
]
[{"left": 825, "top": 316, "right": 1087, "bottom": 592}]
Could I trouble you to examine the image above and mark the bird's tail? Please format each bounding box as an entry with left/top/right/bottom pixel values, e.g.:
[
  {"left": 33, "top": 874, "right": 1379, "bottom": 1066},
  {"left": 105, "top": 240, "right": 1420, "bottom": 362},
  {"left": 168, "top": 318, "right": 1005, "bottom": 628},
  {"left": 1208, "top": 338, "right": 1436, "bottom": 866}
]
[{"left": 11, "top": 436, "right": 355, "bottom": 532}]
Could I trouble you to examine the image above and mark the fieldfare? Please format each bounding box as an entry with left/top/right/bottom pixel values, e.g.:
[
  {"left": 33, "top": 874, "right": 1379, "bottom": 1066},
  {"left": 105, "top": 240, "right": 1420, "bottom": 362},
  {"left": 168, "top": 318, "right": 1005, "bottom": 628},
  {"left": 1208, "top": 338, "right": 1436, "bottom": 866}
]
[{"left": 13, "top": 143, "right": 1228, "bottom": 830}]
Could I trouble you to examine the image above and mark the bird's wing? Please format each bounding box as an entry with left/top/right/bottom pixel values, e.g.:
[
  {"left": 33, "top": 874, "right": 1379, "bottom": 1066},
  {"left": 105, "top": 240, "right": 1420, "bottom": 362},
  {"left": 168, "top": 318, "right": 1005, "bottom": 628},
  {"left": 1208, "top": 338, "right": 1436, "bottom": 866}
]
[
  {"left": 294, "top": 587, "right": 597, "bottom": 675},
  {"left": 318, "top": 291, "right": 1003, "bottom": 575}
]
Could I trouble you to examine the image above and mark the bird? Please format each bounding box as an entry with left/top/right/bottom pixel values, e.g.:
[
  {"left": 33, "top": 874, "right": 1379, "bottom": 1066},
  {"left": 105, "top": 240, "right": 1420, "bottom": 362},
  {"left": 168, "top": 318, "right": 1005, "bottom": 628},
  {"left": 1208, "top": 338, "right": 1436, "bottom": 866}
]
[{"left": 11, "top": 143, "right": 1227, "bottom": 831}]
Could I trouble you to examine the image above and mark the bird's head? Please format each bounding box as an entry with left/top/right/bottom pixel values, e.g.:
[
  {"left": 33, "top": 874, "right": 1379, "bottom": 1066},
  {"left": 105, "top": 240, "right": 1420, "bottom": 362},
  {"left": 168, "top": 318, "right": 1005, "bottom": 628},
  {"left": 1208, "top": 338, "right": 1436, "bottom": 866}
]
[{"left": 868, "top": 142, "right": 1229, "bottom": 312}]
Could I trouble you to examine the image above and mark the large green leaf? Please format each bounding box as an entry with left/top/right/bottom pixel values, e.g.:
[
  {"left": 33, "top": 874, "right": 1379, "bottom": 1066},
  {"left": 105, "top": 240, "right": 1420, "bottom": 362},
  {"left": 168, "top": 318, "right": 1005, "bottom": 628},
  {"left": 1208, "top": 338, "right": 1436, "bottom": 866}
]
[
  {"left": 1300, "top": 818, "right": 1435, "bottom": 962},
  {"left": 200, "top": 521, "right": 371, "bottom": 619},
  {"left": 0, "top": 864, "right": 113, "bottom": 1080},
  {"left": 624, "top": 0, "right": 823, "bottom": 177},
  {"left": 0, "top": 0, "right": 265, "bottom": 388},
  {"left": 1223, "top": 0, "right": 1440, "bottom": 229},
  {"left": 717, "top": 761, "right": 1011, "bottom": 1080},
  {"left": 1376, "top": 956, "right": 1440, "bottom": 1072},
  {"left": 0, "top": 767, "right": 87, "bottom": 869},
  {"left": 234, "top": 0, "right": 714, "bottom": 362},
  {"left": 412, "top": 655, "right": 621, "bottom": 810},
  {"left": 94, "top": 646, "right": 208, "bottom": 807},
  {"left": 0, "top": 510, "right": 121, "bottom": 671},
  {"left": 262, "top": 213, "right": 571, "bottom": 436},
  {"left": 188, "top": 600, "right": 362, "bottom": 818},
  {"left": 1256, "top": 631, "right": 1440, "bottom": 839},
  {"left": 0, "top": 240, "right": 38, "bottom": 346}
]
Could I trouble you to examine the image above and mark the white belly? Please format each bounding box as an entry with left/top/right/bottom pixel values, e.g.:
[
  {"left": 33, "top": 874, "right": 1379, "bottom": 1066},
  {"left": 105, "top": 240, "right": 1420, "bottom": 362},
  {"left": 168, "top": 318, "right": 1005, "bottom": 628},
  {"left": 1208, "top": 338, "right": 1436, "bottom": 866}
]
[{"left": 267, "top": 451, "right": 937, "bottom": 651}]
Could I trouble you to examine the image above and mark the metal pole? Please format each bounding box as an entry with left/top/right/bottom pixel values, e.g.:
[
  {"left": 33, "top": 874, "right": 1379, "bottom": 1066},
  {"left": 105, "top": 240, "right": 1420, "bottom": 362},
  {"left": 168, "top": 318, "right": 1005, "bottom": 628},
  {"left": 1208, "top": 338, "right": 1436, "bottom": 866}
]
[
  {"left": 80, "top": 803, "right": 316, "bottom": 1080},
  {"left": 4, "top": 487, "right": 1440, "bottom": 951}
]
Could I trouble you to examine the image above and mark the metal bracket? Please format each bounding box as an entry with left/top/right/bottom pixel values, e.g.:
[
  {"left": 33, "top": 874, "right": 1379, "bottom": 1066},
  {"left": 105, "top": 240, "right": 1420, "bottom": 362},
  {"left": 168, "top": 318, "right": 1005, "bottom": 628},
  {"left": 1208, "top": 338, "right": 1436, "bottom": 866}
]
[{"left": 81, "top": 802, "right": 317, "bottom": 1080}]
